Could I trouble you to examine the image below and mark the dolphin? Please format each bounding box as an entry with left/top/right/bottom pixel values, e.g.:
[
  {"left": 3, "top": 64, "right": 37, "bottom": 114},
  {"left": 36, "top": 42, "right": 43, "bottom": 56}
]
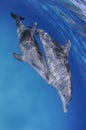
[
  {"left": 36, "top": 29, "right": 72, "bottom": 112},
  {"left": 10, "top": 12, "right": 72, "bottom": 112},
  {"left": 10, "top": 12, "right": 49, "bottom": 82}
]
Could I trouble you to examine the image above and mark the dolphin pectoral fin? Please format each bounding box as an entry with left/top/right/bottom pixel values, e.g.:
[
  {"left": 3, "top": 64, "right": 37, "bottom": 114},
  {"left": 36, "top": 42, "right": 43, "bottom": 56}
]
[
  {"left": 64, "top": 40, "right": 71, "bottom": 56},
  {"left": 13, "top": 52, "right": 23, "bottom": 61},
  {"left": 32, "top": 62, "right": 45, "bottom": 73},
  {"left": 32, "top": 62, "right": 40, "bottom": 70},
  {"left": 31, "top": 62, "right": 50, "bottom": 83}
]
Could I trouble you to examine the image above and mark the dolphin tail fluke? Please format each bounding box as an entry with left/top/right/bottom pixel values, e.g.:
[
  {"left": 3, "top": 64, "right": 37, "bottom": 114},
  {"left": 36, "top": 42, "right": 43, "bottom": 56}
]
[{"left": 10, "top": 12, "right": 25, "bottom": 21}]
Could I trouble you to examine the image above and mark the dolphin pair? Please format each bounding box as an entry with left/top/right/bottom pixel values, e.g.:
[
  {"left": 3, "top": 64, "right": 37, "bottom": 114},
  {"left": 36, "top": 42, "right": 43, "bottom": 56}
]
[{"left": 11, "top": 12, "right": 72, "bottom": 112}]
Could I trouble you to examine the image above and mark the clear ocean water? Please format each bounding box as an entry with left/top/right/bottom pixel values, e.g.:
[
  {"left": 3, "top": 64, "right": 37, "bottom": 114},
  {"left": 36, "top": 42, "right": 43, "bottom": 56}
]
[{"left": 0, "top": 0, "right": 86, "bottom": 130}]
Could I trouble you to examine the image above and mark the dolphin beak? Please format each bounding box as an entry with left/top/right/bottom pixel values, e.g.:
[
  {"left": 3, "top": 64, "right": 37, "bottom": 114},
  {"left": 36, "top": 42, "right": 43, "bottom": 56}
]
[
  {"left": 10, "top": 12, "right": 17, "bottom": 19},
  {"left": 10, "top": 12, "right": 25, "bottom": 20}
]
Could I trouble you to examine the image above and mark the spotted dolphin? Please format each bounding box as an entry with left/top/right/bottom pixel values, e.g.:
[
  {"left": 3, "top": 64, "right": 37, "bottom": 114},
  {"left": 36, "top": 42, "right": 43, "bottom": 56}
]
[
  {"left": 10, "top": 12, "right": 72, "bottom": 112},
  {"left": 36, "top": 29, "right": 72, "bottom": 112},
  {"left": 10, "top": 12, "right": 49, "bottom": 82}
]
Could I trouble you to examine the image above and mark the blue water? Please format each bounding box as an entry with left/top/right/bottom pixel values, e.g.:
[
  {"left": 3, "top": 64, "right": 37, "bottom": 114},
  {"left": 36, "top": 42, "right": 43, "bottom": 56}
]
[{"left": 0, "top": 0, "right": 86, "bottom": 130}]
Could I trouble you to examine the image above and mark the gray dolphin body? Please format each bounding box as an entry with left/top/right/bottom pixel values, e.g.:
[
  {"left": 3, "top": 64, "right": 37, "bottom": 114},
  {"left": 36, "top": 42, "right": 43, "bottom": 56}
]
[
  {"left": 10, "top": 13, "right": 49, "bottom": 82},
  {"left": 37, "top": 29, "right": 72, "bottom": 112},
  {"left": 11, "top": 12, "right": 72, "bottom": 112}
]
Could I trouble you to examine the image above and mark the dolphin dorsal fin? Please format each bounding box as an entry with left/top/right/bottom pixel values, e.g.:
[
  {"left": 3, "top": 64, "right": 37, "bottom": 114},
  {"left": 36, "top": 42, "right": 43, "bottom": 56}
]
[
  {"left": 32, "top": 22, "right": 38, "bottom": 30},
  {"left": 63, "top": 40, "right": 71, "bottom": 56},
  {"left": 31, "top": 22, "right": 38, "bottom": 37}
]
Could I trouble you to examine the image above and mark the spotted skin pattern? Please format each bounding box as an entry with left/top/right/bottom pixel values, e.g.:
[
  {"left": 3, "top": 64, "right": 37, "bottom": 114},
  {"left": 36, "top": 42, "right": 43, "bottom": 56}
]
[
  {"left": 11, "top": 12, "right": 50, "bottom": 83},
  {"left": 11, "top": 13, "right": 72, "bottom": 112},
  {"left": 37, "top": 29, "right": 72, "bottom": 112}
]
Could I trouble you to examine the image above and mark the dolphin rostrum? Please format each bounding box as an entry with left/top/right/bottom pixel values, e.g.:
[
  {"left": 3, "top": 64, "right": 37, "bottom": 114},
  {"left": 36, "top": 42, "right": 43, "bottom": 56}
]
[
  {"left": 10, "top": 12, "right": 49, "bottom": 82},
  {"left": 36, "top": 29, "right": 72, "bottom": 112}
]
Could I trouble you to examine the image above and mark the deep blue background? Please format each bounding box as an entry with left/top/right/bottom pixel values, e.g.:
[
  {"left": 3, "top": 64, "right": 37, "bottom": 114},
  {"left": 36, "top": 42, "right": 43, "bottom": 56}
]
[{"left": 0, "top": 0, "right": 86, "bottom": 130}]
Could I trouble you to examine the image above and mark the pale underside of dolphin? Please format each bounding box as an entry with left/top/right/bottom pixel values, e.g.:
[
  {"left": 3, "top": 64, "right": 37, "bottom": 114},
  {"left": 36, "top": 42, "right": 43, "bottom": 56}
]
[{"left": 11, "top": 12, "right": 72, "bottom": 112}]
